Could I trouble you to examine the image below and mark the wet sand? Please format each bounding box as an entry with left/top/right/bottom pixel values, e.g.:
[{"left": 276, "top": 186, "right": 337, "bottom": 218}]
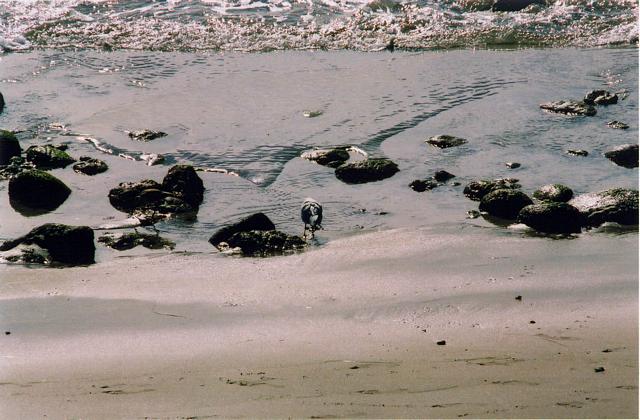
[{"left": 1, "top": 227, "right": 637, "bottom": 418}]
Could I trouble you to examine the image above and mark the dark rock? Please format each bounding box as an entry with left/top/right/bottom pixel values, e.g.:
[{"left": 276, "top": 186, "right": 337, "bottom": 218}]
[
  {"left": 491, "top": 0, "right": 545, "bottom": 12},
  {"left": 366, "top": 0, "right": 403, "bottom": 12},
  {"left": 604, "top": 144, "right": 638, "bottom": 169},
  {"left": 73, "top": 156, "right": 108, "bottom": 175},
  {"left": 128, "top": 129, "right": 167, "bottom": 142},
  {"left": 506, "top": 162, "right": 521, "bottom": 169},
  {"left": 409, "top": 179, "right": 438, "bottom": 192},
  {"left": 607, "top": 121, "right": 629, "bottom": 130},
  {"left": 426, "top": 135, "right": 467, "bottom": 148},
  {"left": 567, "top": 149, "right": 589, "bottom": 157},
  {"left": 436, "top": 340, "right": 446, "bottom": 345},
  {"left": 463, "top": 178, "right": 521, "bottom": 201},
  {"left": 334, "top": 158, "right": 399, "bottom": 184},
  {"left": 0, "top": 91, "right": 4, "bottom": 113},
  {"left": 8, "top": 169, "right": 71, "bottom": 214},
  {"left": 466, "top": 210, "right": 481, "bottom": 219},
  {"left": 0, "top": 130, "right": 21, "bottom": 166},
  {"left": 301, "top": 148, "right": 350, "bottom": 167},
  {"left": 569, "top": 188, "right": 638, "bottom": 227},
  {"left": 0, "top": 156, "right": 35, "bottom": 180},
  {"left": 98, "top": 232, "right": 175, "bottom": 251},
  {"left": 161, "top": 164, "right": 205, "bottom": 207},
  {"left": 594, "top": 367, "right": 605, "bottom": 373},
  {"left": 584, "top": 90, "right": 618, "bottom": 105},
  {"left": 533, "top": 184, "right": 574, "bottom": 202},
  {"left": 479, "top": 189, "right": 533, "bottom": 219},
  {"left": 225, "top": 230, "right": 305, "bottom": 256},
  {"left": 108, "top": 165, "right": 203, "bottom": 223},
  {"left": 517, "top": 202, "right": 582, "bottom": 234},
  {"left": 0, "top": 223, "right": 95, "bottom": 266},
  {"left": 209, "top": 213, "right": 276, "bottom": 246},
  {"left": 25, "top": 144, "right": 76, "bottom": 169},
  {"left": 515, "top": 295, "right": 522, "bottom": 301},
  {"left": 433, "top": 170, "right": 455, "bottom": 182},
  {"left": 540, "top": 101, "right": 596, "bottom": 116},
  {"left": 108, "top": 179, "right": 165, "bottom": 213}
]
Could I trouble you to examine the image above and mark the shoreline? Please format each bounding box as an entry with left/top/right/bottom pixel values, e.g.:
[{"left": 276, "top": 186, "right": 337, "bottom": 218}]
[{"left": 1, "top": 227, "right": 637, "bottom": 418}]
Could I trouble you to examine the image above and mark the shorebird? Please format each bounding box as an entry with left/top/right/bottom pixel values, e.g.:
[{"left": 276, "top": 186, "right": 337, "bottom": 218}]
[{"left": 301, "top": 198, "right": 323, "bottom": 239}]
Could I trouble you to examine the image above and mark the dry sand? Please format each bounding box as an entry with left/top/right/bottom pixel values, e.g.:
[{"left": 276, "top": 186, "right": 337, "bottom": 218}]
[{"left": 0, "top": 227, "right": 637, "bottom": 418}]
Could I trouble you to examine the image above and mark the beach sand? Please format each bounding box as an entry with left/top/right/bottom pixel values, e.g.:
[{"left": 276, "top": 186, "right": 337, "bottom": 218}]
[{"left": 1, "top": 227, "right": 637, "bottom": 418}]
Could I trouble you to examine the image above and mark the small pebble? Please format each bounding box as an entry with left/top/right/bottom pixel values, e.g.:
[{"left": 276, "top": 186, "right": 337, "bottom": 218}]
[
  {"left": 602, "top": 348, "right": 612, "bottom": 353},
  {"left": 529, "top": 320, "right": 536, "bottom": 324},
  {"left": 437, "top": 340, "right": 446, "bottom": 345},
  {"left": 594, "top": 367, "right": 605, "bottom": 373},
  {"left": 4, "top": 331, "right": 10, "bottom": 335},
  {"left": 506, "top": 162, "right": 521, "bottom": 169},
  {"left": 515, "top": 295, "right": 522, "bottom": 301}
]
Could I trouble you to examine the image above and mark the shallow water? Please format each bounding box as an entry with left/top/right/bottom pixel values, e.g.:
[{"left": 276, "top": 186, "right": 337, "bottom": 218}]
[{"left": 0, "top": 47, "right": 638, "bottom": 260}]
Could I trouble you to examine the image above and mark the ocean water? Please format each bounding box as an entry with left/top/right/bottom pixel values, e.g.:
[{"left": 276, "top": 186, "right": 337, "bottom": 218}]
[{"left": 0, "top": 1, "right": 638, "bottom": 261}]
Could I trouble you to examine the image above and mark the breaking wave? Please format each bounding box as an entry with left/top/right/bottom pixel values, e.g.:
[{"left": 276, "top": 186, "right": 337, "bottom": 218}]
[{"left": 0, "top": 0, "right": 638, "bottom": 53}]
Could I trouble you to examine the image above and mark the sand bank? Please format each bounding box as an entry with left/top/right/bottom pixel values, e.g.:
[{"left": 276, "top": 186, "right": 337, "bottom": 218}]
[{"left": 0, "top": 227, "right": 637, "bottom": 418}]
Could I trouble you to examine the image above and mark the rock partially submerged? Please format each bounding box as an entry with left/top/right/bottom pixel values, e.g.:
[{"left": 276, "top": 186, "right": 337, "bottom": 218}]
[
  {"left": 479, "top": 189, "right": 533, "bottom": 219},
  {"left": 426, "top": 135, "right": 467, "bottom": 148},
  {"left": 301, "top": 148, "right": 350, "bottom": 167},
  {"left": 209, "top": 213, "right": 276, "bottom": 246},
  {"left": 607, "top": 121, "right": 629, "bottom": 130},
  {"left": 25, "top": 145, "right": 76, "bottom": 169},
  {"left": 491, "top": 0, "right": 545, "bottom": 11},
  {"left": 604, "top": 144, "right": 638, "bottom": 169},
  {"left": 108, "top": 165, "right": 204, "bottom": 223},
  {"left": 73, "top": 156, "right": 108, "bottom": 175},
  {"left": 334, "top": 158, "right": 399, "bottom": 184},
  {"left": 8, "top": 169, "right": 71, "bottom": 214},
  {"left": 463, "top": 178, "right": 521, "bottom": 201},
  {"left": 225, "top": 230, "right": 305, "bottom": 256},
  {"left": 518, "top": 202, "right": 582, "bottom": 234},
  {"left": 98, "top": 231, "right": 175, "bottom": 251},
  {"left": 0, "top": 223, "right": 95, "bottom": 266},
  {"left": 409, "top": 179, "right": 438, "bottom": 192},
  {"left": 567, "top": 149, "right": 589, "bottom": 157},
  {"left": 540, "top": 101, "right": 596, "bottom": 116},
  {"left": 533, "top": 184, "right": 574, "bottom": 202},
  {"left": 0, "top": 130, "right": 21, "bottom": 166},
  {"left": 584, "top": 90, "right": 618, "bottom": 106},
  {"left": 128, "top": 129, "right": 167, "bottom": 142},
  {"left": 0, "top": 156, "right": 34, "bottom": 180},
  {"left": 433, "top": 170, "right": 455, "bottom": 182},
  {"left": 569, "top": 188, "right": 638, "bottom": 227}
]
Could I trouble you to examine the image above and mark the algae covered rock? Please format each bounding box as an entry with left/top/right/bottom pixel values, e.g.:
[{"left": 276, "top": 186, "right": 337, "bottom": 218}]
[
  {"left": 426, "top": 135, "right": 467, "bottom": 149},
  {"left": 0, "top": 129, "right": 21, "bottom": 166},
  {"left": 225, "top": 230, "right": 305, "bottom": 256},
  {"left": 334, "top": 158, "right": 399, "bottom": 184},
  {"left": 604, "top": 144, "right": 638, "bottom": 169},
  {"left": 73, "top": 156, "right": 108, "bottom": 175},
  {"left": 108, "top": 165, "right": 204, "bottom": 223},
  {"left": 518, "top": 202, "right": 582, "bottom": 234},
  {"left": 463, "top": 178, "right": 521, "bottom": 201},
  {"left": 209, "top": 213, "right": 276, "bottom": 246},
  {"left": 533, "top": 184, "right": 574, "bottom": 203},
  {"left": 161, "top": 164, "right": 205, "bottom": 207},
  {"left": 8, "top": 169, "right": 71, "bottom": 214},
  {"left": 25, "top": 144, "right": 76, "bottom": 169},
  {"left": 479, "top": 188, "right": 533, "bottom": 219},
  {"left": 540, "top": 101, "right": 596, "bottom": 116},
  {"left": 0, "top": 223, "right": 95, "bottom": 266},
  {"left": 569, "top": 188, "right": 639, "bottom": 227},
  {"left": 584, "top": 90, "right": 618, "bottom": 106},
  {"left": 98, "top": 232, "right": 175, "bottom": 251}
]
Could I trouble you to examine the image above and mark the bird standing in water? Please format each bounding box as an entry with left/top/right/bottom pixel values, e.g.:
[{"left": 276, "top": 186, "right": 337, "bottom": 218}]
[{"left": 301, "top": 198, "right": 323, "bottom": 239}]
